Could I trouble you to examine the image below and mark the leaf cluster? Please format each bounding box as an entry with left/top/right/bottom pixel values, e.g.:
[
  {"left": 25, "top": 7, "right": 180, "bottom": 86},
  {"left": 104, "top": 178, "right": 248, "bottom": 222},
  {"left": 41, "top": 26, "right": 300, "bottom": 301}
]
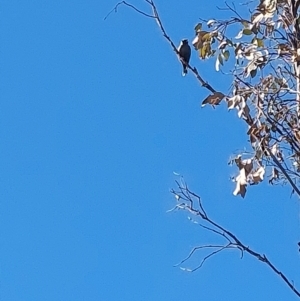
[{"left": 197, "top": 0, "right": 300, "bottom": 197}]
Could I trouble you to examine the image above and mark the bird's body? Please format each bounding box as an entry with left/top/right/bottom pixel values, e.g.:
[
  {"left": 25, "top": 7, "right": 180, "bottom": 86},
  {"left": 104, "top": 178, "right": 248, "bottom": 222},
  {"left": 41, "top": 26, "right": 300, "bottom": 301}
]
[{"left": 178, "top": 39, "right": 191, "bottom": 76}]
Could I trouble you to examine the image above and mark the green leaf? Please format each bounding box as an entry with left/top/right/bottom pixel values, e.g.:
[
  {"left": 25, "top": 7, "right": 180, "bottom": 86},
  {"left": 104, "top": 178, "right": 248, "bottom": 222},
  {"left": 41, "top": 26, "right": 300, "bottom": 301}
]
[
  {"left": 194, "top": 23, "right": 202, "bottom": 32},
  {"left": 199, "top": 47, "right": 205, "bottom": 59},
  {"left": 256, "top": 38, "right": 264, "bottom": 47},
  {"left": 202, "top": 33, "right": 211, "bottom": 41},
  {"left": 243, "top": 29, "right": 253, "bottom": 35},
  {"left": 223, "top": 50, "right": 230, "bottom": 61},
  {"left": 242, "top": 21, "right": 249, "bottom": 27}
]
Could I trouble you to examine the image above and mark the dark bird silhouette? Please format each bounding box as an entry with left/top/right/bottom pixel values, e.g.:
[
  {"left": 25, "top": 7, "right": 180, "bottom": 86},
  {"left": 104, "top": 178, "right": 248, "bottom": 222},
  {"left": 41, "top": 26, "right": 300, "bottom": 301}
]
[{"left": 178, "top": 39, "right": 191, "bottom": 76}]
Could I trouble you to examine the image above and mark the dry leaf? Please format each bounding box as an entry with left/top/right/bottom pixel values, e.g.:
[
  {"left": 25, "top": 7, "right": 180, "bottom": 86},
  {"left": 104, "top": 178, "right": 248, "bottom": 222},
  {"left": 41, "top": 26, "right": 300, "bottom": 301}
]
[{"left": 202, "top": 92, "right": 225, "bottom": 107}]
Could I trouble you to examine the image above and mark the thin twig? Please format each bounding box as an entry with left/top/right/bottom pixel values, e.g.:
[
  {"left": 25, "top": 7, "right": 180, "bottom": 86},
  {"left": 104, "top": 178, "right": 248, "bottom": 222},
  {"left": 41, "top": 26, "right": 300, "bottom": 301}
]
[{"left": 104, "top": 1, "right": 154, "bottom": 20}]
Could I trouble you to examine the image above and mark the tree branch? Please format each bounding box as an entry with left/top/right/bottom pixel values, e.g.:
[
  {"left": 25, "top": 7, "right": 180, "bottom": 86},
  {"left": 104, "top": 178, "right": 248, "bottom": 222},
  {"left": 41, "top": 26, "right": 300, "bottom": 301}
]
[
  {"left": 104, "top": 1, "right": 155, "bottom": 20},
  {"left": 105, "top": 0, "right": 216, "bottom": 93},
  {"left": 171, "top": 178, "right": 300, "bottom": 298}
]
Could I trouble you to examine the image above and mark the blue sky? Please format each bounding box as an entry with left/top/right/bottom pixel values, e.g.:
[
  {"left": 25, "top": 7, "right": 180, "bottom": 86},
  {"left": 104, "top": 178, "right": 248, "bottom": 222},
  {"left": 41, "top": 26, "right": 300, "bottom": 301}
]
[{"left": 0, "top": 0, "right": 300, "bottom": 300}]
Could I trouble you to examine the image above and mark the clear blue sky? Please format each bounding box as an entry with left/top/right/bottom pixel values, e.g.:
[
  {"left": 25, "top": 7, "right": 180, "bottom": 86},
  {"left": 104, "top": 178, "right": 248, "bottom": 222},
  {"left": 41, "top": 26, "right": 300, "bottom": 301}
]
[{"left": 0, "top": 0, "right": 300, "bottom": 300}]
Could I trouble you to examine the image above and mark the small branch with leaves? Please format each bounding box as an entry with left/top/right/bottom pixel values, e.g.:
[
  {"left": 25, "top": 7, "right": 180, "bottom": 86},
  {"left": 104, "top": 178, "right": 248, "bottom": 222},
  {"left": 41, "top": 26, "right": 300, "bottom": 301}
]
[
  {"left": 105, "top": 0, "right": 216, "bottom": 93},
  {"left": 107, "top": 0, "right": 300, "bottom": 198}
]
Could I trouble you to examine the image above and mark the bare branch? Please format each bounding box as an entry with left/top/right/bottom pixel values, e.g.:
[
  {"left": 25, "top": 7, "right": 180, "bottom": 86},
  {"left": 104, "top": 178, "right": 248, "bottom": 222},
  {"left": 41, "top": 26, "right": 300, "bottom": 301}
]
[
  {"left": 175, "top": 244, "right": 234, "bottom": 272},
  {"left": 104, "top": 1, "right": 155, "bottom": 20},
  {"left": 190, "top": 244, "right": 233, "bottom": 272},
  {"left": 170, "top": 178, "right": 300, "bottom": 298}
]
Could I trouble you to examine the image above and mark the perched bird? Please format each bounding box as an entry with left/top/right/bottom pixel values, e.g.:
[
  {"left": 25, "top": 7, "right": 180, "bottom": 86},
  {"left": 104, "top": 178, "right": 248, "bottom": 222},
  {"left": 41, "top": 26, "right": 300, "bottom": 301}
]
[{"left": 178, "top": 39, "right": 191, "bottom": 76}]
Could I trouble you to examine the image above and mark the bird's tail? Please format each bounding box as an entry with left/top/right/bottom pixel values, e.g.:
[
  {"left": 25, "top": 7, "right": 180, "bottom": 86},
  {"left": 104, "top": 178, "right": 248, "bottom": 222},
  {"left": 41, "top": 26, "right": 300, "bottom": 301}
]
[{"left": 182, "top": 65, "right": 187, "bottom": 76}]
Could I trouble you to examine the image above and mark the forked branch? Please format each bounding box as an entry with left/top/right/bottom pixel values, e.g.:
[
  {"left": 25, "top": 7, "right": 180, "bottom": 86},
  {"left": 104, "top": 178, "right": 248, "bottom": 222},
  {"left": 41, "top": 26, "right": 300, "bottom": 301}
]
[{"left": 170, "top": 177, "right": 300, "bottom": 298}]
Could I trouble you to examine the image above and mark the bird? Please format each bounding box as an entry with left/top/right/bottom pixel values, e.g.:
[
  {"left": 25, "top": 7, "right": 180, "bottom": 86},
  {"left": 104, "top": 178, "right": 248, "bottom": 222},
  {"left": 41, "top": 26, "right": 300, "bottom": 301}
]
[{"left": 178, "top": 39, "right": 191, "bottom": 76}]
